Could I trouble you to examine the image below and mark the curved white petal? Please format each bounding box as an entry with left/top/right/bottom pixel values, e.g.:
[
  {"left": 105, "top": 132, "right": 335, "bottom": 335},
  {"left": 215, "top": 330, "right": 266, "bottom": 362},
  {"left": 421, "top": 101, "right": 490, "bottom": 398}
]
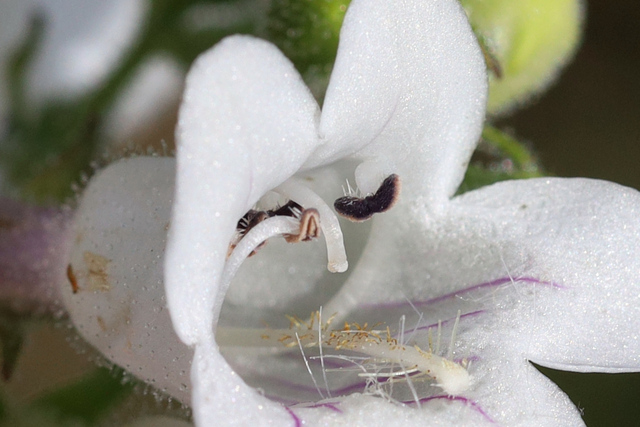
[
  {"left": 355, "top": 285, "right": 587, "bottom": 426},
  {"left": 165, "top": 35, "right": 321, "bottom": 425},
  {"left": 464, "top": 343, "right": 585, "bottom": 426},
  {"left": 453, "top": 178, "right": 640, "bottom": 372},
  {"left": 292, "top": 393, "right": 498, "bottom": 426},
  {"left": 166, "top": 35, "right": 320, "bottom": 345},
  {"left": 63, "top": 157, "right": 192, "bottom": 402},
  {"left": 315, "top": 0, "right": 487, "bottom": 206}
]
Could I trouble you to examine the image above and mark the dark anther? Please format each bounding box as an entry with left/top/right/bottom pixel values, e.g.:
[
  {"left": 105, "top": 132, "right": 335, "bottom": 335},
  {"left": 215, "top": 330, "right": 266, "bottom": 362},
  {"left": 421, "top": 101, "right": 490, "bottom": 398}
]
[
  {"left": 229, "top": 200, "right": 312, "bottom": 258},
  {"left": 284, "top": 208, "right": 320, "bottom": 243},
  {"left": 236, "top": 200, "right": 303, "bottom": 236},
  {"left": 334, "top": 174, "right": 401, "bottom": 222},
  {"left": 269, "top": 200, "right": 303, "bottom": 218},
  {"left": 237, "top": 210, "right": 269, "bottom": 235}
]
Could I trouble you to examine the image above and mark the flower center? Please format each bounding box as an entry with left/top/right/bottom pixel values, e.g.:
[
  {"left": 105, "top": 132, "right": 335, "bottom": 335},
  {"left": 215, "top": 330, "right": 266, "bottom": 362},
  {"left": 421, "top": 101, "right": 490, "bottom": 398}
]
[
  {"left": 225, "top": 173, "right": 403, "bottom": 279},
  {"left": 219, "top": 173, "right": 472, "bottom": 404}
]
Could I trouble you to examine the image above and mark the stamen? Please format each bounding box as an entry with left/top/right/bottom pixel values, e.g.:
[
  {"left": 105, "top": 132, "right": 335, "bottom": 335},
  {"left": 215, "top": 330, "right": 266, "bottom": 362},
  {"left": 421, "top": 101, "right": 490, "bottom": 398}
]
[
  {"left": 229, "top": 201, "right": 318, "bottom": 257},
  {"left": 222, "top": 216, "right": 300, "bottom": 288},
  {"left": 400, "top": 359, "right": 421, "bottom": 408},
  {"left": 317, "top": 307, "right": 332, "bottom": 398},
  {"left": 358, "top": 366, "right": 420, "bottom": 379},
  {"left": 228, "top": 210, "right": 270, "bottom": 257},
  {"left": 275, "top": 179, "right": 348, "bottom": 273},
  {"left": 270, "top": 200, "right": 304, "bottom": 218},
  {"left": 216, "top": 319, "right": 471, "bottom": 396},
  {"left": 283, "top": 209, "right": 320, "bottom": 243},
  {"left": 236, "top": 210, "right": 269, "bottom": 235},
  {"left": 334, "top": 174, "right": 401, "bottom": 222}
]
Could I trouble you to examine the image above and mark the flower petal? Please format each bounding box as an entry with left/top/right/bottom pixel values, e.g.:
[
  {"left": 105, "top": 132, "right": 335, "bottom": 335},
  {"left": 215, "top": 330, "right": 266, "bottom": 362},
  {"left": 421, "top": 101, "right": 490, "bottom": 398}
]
[
  {"left": 316, "top": 0, "right": 487, "bottom": 207},
  {"left": 464, "top": 345, "right": 585, "bottom": 426},
  {"left": 62, "top": 157, "right": 192, "bottom": 402},
  {"left": 453, "top": 178, "right": 640, "bottom": 372},
  {"left": 166, "top": 34, "right": 320, "bottom": 345},
  {"left": 423, "top": 277, "right": 589, "bottom": 426},
  {"left": 165, "top": 35, "right": 322, "bottom": 425}
]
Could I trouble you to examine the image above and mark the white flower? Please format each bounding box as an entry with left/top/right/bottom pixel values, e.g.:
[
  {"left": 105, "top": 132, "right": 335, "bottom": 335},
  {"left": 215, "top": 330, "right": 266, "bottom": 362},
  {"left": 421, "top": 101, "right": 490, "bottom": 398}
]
[{"left": 61, "top": 0, "right": 640, "bottom": 426}]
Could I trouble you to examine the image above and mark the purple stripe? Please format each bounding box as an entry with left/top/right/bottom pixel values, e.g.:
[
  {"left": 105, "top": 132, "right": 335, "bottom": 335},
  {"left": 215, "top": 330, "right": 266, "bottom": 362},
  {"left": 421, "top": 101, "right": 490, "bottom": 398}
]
[
  {"left": 366, "top": 276, "right": 564, "bottom": 310},
  {"left": 283, "top": 401, "right": 343, "bottom": 425},
  {"left": 284, "top": 406, "right": 302, "bottom": 427},
  {"left": 303, "top": 402, "right": 343, "bottom": 413},
  {"left": 284, "top": 395, "right": 497, "bottom": 425},
  {"left": 406, "top": 395, "right": 498, "bottom": 425}
]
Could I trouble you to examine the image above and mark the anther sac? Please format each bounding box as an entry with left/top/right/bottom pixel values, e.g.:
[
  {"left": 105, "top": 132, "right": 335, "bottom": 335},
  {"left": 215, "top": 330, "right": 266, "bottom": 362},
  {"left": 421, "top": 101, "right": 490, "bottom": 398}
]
[{"left": 334, "top": 174, "right": 401, "bottom": 222}]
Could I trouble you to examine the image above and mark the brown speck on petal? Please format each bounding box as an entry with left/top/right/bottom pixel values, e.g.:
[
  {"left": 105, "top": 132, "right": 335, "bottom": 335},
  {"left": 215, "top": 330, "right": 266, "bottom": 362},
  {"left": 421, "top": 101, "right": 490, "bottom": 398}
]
[
  {"left": 96, "top": 316, "right": 107, "bottom": 332},
  {"left": 83, "top": 251, "right": 111, "bottom": 292},
  {"left": 67, "top": 264, "right": 79, "bottom": 294}
]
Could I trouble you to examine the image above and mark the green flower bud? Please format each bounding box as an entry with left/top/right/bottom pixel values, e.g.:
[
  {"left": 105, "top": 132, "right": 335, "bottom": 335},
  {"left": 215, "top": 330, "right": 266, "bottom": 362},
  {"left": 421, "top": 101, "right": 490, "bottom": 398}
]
[{"left": 460, "top": 0, "right": 584, "bottom": 115}]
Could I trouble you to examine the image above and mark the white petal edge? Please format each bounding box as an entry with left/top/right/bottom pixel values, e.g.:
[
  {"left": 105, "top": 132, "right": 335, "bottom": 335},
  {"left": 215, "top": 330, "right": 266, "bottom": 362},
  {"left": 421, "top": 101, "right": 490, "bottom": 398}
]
[{"left": 166, "top": 35, "right": 321, "bottom": 345}]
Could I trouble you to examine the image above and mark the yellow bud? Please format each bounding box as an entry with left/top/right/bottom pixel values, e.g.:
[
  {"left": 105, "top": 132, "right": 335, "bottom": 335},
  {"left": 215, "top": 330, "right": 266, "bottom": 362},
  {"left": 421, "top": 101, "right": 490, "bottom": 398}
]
[{"left": 460, "top": 0, "right": 584, "bottom": 115}]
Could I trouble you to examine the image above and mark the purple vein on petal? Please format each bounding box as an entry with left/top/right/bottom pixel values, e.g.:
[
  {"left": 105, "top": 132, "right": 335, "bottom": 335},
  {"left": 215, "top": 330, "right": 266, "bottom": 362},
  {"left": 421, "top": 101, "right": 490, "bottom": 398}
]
[
  {"left": 406, "top": 395, "right": 498, "bottom": 425},
  {"left": 281, "top": 402, "right": 344, "bottom": 426},
  {"left": 291, "top": 402, "right": 343, "bottom": 413},
  {"left": 365, "top": 277, "right": 564, "bottom": 310},
  {"left": 284, "top": 406, "right": 302, "bottom": 427}
]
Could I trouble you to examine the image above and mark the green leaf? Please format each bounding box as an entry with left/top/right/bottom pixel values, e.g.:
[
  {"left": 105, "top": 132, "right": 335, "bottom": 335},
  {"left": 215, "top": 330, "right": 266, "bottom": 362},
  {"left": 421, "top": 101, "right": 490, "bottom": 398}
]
[
  {"left": 29, "top": 367, "right": 134, "bottom": 425},
  {"left": 0, "top": 312, "right": 26, "bottom": 381}
]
